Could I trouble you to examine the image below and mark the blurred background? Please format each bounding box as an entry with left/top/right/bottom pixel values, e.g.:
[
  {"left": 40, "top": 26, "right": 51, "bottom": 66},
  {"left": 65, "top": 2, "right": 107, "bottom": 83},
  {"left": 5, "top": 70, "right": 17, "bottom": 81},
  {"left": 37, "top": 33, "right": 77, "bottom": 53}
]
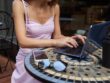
[{"left": 0, "top": 0, "right": 110, "bottom": 83}]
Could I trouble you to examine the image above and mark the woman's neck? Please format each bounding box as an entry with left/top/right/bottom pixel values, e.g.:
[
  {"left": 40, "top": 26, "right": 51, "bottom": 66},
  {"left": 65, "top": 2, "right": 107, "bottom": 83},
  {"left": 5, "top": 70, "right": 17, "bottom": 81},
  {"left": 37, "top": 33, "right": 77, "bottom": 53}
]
[{"left": 29, "top": 0, "right": 49, "bottom": 9}]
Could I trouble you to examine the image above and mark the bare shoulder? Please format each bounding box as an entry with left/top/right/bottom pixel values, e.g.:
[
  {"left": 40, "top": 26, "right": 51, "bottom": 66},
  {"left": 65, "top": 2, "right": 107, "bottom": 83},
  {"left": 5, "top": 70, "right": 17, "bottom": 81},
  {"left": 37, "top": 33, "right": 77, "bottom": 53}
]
[
  {"left": 12, "top": 0, "right": 24, "bottom": 15},
  {"left": 54, "top": 4, "right": 60, "bottom": 15},
  {"left": 13, "top": 0, "right": 23, "bottom": 6},
  {"left": 54, "top": 4, "right": 60, "bottom": 11},
  {"left": 12, "top": 0, "right": 24, "bottom": 11}
]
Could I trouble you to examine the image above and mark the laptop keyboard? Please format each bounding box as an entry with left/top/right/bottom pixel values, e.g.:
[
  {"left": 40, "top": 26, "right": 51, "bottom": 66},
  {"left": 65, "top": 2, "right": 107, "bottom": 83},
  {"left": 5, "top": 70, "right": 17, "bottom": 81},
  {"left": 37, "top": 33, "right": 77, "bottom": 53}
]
[{"left": 54, "top": 39, "right": 102, "bottom": 59}]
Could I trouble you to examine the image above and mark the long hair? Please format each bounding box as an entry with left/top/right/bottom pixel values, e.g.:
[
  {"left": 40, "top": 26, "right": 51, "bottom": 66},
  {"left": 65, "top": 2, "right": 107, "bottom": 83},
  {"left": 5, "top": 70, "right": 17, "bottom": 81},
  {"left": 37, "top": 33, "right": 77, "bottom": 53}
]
[
  {"left": 48, "top": 0, "right": 59, "bottom": 7},
  {"left": 24, "top": 0, "right": 59, "bottom": 7}
]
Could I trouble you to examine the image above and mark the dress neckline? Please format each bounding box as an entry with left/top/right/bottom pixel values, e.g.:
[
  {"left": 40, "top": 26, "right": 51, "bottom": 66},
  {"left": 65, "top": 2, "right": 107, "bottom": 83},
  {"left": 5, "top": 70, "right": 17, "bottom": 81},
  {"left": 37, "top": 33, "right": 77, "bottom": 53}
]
[{"left": 27, "top": 16, "right": 54, "bottom": 25}]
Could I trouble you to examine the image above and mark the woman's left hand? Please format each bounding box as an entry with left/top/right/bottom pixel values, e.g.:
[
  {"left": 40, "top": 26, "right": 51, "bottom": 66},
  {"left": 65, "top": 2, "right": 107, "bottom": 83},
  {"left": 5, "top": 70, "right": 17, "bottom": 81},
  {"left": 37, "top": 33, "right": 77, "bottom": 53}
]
[{"left": 71, "top": 35, "right": 86, "bottom": 44}]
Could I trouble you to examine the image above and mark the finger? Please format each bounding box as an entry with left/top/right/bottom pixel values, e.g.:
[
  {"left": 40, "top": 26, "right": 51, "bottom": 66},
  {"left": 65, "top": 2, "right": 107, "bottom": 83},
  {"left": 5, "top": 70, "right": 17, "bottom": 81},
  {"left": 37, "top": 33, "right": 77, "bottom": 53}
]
[
  {"left": 65, "top": 37, "right": 79, "bottom": 47},
  {"left": 71, "top": 35, "right": 81, "bottom": 39},
  {"left": 79, "top": 36, "right": 85, "bottom": 44},
  {"left": 75, "top": 35, "right": 85, "bottom": 44},
  {"left": 66, "top": 43, "right": 73, "bottom": 48},
  {"left": 68, "top": 40, "right": 78, "bottom": 48},
  {"left": 70, "top": 41, "right": 78, "bottom": 48},
  {"left": 71, "top": 35, "right": 77, "bottom": 39},
  {"left": 83, "top": 36, "right": 87, "bottom": 40},
  {"left": 71, "top": 38, "right": 79, "bottom": 46}
]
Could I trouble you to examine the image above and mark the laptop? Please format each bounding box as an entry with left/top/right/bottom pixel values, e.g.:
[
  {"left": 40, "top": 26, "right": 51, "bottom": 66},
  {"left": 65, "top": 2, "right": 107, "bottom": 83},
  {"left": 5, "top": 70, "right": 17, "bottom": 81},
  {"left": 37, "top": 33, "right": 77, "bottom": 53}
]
[{"left": 54, "top": 21, "right": 110, "bottom": 59}]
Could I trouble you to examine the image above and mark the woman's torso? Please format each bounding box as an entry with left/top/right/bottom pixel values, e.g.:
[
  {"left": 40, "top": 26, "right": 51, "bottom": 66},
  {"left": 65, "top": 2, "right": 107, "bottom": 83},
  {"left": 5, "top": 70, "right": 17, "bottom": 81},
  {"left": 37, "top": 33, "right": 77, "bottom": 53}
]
[{"left": 16, "top": 0, "right": 54, "bottom": 60}]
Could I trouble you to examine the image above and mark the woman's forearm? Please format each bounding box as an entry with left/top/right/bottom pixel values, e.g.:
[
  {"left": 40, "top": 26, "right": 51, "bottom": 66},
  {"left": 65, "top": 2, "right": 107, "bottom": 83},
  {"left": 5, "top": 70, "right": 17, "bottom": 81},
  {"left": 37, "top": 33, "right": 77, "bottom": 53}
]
[
  {"left": 18, "top": 37, "right": 57, "bottom": 48},
  {"left": 53, "top": 34, "right": 66, "bottom": 39}
]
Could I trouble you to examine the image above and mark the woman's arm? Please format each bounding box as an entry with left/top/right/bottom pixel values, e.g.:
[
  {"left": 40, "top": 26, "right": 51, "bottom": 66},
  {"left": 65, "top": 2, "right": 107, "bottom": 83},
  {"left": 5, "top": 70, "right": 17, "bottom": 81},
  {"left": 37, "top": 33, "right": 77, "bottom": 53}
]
[
  {"left": 52, "top": 4, "right": 86, "bottom": 44},
  {"left": 52, "top": 4, "right": 65, "bottom": 39},
  {"left": 12, "top": 0, "right": 57, "bottom": 48}
]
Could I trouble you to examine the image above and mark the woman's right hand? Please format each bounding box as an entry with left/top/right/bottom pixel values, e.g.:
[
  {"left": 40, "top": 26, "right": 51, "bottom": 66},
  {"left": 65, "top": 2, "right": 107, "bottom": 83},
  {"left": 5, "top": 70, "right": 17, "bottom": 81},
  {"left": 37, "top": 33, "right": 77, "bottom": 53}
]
[{"left": 54, "top": 37, "right": 78, "bottom": 48}]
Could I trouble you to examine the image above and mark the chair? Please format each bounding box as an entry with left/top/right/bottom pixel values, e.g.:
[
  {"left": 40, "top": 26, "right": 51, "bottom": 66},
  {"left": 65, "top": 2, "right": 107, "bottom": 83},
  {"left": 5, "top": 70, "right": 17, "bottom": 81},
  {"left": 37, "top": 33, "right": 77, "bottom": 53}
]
[{"left": 0, "top": 10, "right": 14, "bottom": 78}]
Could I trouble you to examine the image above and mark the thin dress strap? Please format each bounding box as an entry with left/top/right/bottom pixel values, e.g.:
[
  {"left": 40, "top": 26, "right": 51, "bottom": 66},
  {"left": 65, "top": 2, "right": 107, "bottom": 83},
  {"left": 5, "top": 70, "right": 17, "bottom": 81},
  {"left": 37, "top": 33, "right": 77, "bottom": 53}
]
[{"left": 22, "top": 0, "right": 29, "bottom": 24}]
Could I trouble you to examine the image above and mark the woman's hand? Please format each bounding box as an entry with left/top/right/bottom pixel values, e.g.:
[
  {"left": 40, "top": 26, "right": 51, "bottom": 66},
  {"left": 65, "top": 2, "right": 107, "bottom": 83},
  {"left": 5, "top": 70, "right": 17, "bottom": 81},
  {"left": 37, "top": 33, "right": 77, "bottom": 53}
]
[
  {"left": 55, "top": 37, "right": 78, "bottom": 48},
  {"left": 71, "top": 35, "right": 86, "bottom": 44}
]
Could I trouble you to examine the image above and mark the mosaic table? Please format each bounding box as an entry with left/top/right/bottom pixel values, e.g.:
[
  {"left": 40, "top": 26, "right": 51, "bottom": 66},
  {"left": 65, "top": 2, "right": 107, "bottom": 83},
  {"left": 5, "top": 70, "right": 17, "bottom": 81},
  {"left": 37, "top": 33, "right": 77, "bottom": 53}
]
[{"left": 24, "top": 40, "right": 110, "bottom": 83}]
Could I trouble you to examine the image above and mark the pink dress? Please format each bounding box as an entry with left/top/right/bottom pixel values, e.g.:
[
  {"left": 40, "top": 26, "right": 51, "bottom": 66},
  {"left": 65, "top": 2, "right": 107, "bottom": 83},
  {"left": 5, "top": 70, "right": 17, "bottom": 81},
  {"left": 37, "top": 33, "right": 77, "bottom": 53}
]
[{"left": 11, "top": 0, "right": 54, "bottom": 83}]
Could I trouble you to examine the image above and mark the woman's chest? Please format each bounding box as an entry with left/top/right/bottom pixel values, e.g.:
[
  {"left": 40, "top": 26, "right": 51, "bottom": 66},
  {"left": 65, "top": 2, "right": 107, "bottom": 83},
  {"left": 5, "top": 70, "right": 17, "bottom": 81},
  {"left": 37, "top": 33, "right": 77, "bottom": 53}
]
[
  {"left": 25, "top": 19, "right": 54, "bottom": 36},
  {"left": 28, "top": 7, "right": 54, "bottom": 25}
]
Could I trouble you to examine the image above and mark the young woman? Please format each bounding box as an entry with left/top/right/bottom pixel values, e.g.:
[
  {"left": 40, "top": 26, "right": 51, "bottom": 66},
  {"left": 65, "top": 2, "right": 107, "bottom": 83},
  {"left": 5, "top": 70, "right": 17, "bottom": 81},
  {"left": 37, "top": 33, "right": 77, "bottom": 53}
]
[{"left": 11, "top": 0, "right": 85, "bottom": 83}]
